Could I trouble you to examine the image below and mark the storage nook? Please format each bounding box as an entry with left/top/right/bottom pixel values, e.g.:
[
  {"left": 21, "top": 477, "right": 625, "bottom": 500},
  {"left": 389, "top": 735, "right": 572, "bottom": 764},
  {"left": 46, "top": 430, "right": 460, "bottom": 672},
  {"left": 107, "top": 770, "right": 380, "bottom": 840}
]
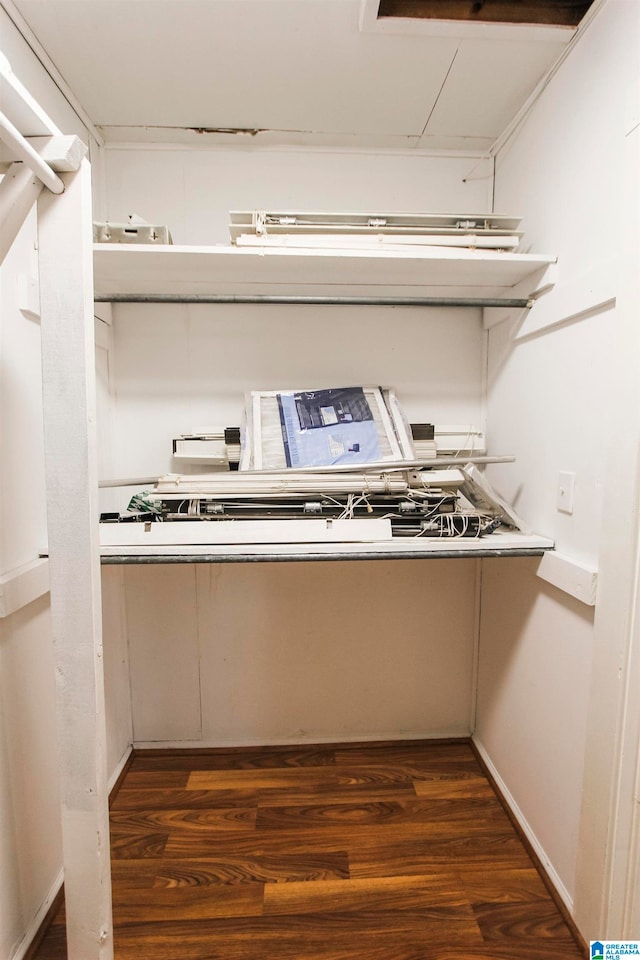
[{"left": 1, "top": 2, "right": 639, "bottom": 958}]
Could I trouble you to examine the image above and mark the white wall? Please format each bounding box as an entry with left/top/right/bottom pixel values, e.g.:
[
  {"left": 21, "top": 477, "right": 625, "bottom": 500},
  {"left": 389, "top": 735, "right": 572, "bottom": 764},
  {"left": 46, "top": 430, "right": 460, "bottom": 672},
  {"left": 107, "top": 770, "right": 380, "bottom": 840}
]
[
  {"left": 475, "top": 559, "right": 594, "bottom": 907},
  {"left": 0, "top": 600, "right": 61, "bottom": 960},
  {"left": 0, "top": 206, "right": 48, "bottom": 570},
  {"left": 476, "top": 0, "right": 640, "bottom": 935},
  {"left": 0, "top": 12, "right": 131, "bottom": 958},
  {"left": 110, "top": 301, "right": 484, "bottom": 500},
  {"left": 98, "top": 145, "right": 491, "bottom": 745},
  {"left": 0, "top": 196, "right": 61, "bottom": 960},
  {"left": 102, "top": 146, "right": 491, "bottom": 502},
  {"left": 101, "top": 567, "right": 133, "bottom": 774},
  {"left": 102, "top": 147, "right": 493, "bottom": 245},
  {"left": 125, "top": 559, "right": 479, "bottom": 746}
]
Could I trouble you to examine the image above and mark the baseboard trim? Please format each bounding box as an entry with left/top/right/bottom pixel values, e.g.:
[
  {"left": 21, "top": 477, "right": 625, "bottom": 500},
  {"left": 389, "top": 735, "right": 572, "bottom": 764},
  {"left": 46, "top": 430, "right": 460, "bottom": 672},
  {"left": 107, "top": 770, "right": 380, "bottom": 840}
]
[
  {"left": 14, "top": 870, "right": 64, "bottom": 960},
  {"left": 108, "top": 744, "right": 135, "bottom": 806},
  {"left": 132, "top": 731, "right": 471, "bottom": 751},
  {"left": 471, "top": 735, "right": 588, "bottom": 958}
]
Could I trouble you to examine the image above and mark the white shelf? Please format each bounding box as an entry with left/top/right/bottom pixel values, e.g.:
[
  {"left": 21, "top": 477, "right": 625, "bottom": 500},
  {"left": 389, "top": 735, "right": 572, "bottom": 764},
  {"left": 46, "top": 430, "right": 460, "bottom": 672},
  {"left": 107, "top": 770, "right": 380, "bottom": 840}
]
[
  {"left": 99, "top": 529, "right": 554, "bottom": 563},
  {"left": 93, "top": 243, "right": 556, "bottom": 302}
]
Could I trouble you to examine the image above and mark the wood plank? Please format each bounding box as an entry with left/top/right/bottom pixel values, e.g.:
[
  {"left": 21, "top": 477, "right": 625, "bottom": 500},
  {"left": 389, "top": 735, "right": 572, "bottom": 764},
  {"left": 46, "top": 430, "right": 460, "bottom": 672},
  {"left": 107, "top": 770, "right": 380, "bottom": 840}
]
[
  {"left": 111, "top": 914, "right": 486, "bottom": 959},
  {"left": 111, "top": 788, "right": 260, "bottom": 811},
  {"left": 110, "top": 807, "right": 258, "bottom": 833},
  {"left": 112, "top": 884, "right": 265, "bottom": 924},
  {"left": 413, "top": 776, "right": 496, "bottom": 799},
  {"left": 262, "top": 872, "right": 472, "bottom": 915},
  {"left": 256, "top": 780, "right": 418, "bottom": 807},
  {"left": 110, "top": 830, "right": 169, "bottom": 860},
  {"left": 187, "top": 767, "right": 340, "bottom": 791},
  {"left": 471, "top": 900, "right": 581, "bottom": 940},
  {"left": 456, "top": 865, "right": 551, "bottom": 903},
  {"left": 109, "top": 859, "right": 161, "bottom": 890},
  {"left": 333, "top": 741, "right": 476, "bottom": 765},
  {"left": 25, "top": 922, "right": 68, "bottom": 960},
  {"left": 153, "top": 852, "right": 350, "bottom": 886},
  {"left": 336, "top": 761, "right": 483, "bottom": 784},
  {"left": 131, "top": 746, "right": 337, "bottom": 771},
  {"left": 255, "top": 797, "right": 513, "bottom": 831},
  {"left": 347, "top": 834, "right": 534, "bottom": 879},
  {"left": 163, "top": 829, "right": 352, "bottom": 860},
  {"left": 115, "top": 770, "right": 190, "bottom": 790}
]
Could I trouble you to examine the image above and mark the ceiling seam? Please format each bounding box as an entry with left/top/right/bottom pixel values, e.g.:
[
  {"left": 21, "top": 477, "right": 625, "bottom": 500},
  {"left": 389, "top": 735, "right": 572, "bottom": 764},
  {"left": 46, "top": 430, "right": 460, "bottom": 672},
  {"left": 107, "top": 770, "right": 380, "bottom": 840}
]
[{"left": 419, "top": 46, "right": 459, "bottom": 140}]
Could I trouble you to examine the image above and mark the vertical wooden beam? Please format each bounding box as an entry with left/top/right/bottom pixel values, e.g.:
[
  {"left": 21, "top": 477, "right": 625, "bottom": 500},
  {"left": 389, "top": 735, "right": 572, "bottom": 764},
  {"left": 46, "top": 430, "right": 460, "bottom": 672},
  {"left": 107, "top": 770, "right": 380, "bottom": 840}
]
[{"left": 38, "top": 160, "right": 114, "bottom": 960}]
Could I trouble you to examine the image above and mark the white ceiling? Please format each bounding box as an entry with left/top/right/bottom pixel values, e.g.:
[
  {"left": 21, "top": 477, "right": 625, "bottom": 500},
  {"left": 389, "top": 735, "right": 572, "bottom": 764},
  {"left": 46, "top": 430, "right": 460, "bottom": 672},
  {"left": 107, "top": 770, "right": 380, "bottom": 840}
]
[{"left": 9, "top": 0, "right": 581, "bottom": 152}]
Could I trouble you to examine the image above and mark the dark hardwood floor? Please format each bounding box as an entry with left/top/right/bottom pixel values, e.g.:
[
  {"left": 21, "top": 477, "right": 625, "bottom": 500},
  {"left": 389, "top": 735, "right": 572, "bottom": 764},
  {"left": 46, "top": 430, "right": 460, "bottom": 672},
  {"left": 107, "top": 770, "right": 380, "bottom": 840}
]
[{"left": 33, "top": 740, "right": 586, "bottom": 959}]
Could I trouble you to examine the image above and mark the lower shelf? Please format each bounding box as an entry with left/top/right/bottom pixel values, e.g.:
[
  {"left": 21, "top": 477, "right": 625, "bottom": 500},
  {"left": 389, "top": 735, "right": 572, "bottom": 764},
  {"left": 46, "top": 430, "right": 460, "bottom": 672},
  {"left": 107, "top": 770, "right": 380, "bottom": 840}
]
[{"left": 99, "top": 529, "right": 554, "bottom": 564}]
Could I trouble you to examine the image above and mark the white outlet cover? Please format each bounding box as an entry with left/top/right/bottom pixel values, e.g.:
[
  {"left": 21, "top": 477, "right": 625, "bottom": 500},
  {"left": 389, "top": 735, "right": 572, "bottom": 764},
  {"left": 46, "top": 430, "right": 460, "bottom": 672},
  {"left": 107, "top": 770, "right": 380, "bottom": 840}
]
[{"left": 557, "top": 471, "right": 576, "bottom": 514}]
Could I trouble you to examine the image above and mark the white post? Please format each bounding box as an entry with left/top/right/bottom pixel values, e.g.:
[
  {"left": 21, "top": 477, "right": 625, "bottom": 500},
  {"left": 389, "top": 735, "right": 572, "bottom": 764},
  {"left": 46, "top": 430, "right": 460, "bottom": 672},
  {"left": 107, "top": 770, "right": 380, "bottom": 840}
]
[{"left": 38, "top": 159, "right": 113, "bottom": 959}]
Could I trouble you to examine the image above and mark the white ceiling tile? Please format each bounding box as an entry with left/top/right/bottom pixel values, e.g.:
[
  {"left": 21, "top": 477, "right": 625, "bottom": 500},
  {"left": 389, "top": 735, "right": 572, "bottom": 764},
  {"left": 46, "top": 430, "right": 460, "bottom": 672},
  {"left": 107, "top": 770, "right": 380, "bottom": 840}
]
[
  {"left": 11, "top": 0, "right": 572, "bottom": 150},
  {"left": 423, "top": 37, "right": 568, "bottom": 140},
  {"left": 14, "top": 0, "right": 457, "bottom": 136}
]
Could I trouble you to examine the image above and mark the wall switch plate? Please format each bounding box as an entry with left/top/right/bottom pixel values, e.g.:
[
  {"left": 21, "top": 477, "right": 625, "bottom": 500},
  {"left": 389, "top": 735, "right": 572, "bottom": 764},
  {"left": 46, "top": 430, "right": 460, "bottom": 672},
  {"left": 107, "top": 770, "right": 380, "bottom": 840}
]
[{"left": 557, "top": 471, "right": 576, "bottom": 514}]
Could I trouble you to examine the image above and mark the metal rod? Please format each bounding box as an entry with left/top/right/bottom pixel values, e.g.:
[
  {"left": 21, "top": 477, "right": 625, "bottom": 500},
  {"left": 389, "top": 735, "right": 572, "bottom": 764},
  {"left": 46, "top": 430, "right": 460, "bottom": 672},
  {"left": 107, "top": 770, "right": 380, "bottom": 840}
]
[
  {"left": 94, "top": 293, "right": 533, "bottom": 309},
  {"left": 100, "top": 546, "right": 551, "bottom": 565},
  {"left": 0, "top": 109, "right": 65, "bottom": 194}
]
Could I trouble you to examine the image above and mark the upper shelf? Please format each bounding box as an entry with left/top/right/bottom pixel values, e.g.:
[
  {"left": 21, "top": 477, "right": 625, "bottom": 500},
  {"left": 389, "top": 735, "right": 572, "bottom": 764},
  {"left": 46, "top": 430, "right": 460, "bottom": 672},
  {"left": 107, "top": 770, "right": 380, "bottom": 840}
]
[{"left": 93, "top": 243, "right": 557, "bottom": 303}]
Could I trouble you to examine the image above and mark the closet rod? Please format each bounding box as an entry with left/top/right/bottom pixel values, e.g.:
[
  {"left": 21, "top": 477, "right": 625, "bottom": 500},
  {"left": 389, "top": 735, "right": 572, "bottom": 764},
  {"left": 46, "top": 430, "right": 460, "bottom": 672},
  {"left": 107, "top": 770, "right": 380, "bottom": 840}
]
[
  {"left": 0, "top": 109, "right": 64, "bottom": 194},
  {"left": 95, "top": 294, "right": 533, "bottom": 308}
]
